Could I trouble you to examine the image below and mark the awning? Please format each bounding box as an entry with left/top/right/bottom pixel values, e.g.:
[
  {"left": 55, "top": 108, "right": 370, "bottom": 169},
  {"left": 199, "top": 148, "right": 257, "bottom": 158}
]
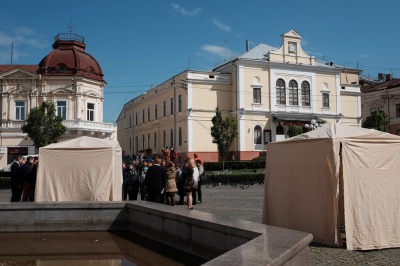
[{"left": 272, "top": 113, "right": 327, "bottom": 123}]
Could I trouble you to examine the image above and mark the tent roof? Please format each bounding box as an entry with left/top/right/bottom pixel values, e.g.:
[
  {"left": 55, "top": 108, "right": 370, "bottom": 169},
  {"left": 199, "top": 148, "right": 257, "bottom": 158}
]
[
  {"left": 280, "top": 123, "right": 400, "bottom": 142},
  {"left": 41, "top": 136, "right": 119, "bottom": 149}
]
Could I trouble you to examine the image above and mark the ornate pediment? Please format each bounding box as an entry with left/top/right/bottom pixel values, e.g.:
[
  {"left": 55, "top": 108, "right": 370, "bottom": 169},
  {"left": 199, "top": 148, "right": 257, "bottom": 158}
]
[
  {"left": 83, "top": 90, "right": 100, "bottom": 98},
  {"left": 51, "top": 87, "right": 74, "bottom": 94},
  {"left": 282, "top": 30, "right": 302, "bottom": 39},
  {"left": 0, "top": 68, "right": 38, "bottom": 79},
  {"left": 8, "top": 84, "right": 36, "bottom": 94}
]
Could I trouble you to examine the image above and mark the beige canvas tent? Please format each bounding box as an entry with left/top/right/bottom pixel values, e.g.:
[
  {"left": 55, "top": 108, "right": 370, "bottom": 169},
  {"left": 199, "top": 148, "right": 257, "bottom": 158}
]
[
  {"left": 262, "top": 123, "right": 400, "bottom": 250},
  {"left": 35, "top": 136, "right": 122, "bottom": 202}
]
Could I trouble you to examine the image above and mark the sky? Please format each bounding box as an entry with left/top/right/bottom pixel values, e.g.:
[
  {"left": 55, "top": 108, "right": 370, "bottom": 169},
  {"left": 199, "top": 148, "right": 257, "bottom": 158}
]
[{"left": 1, "top": 0, "right": 400, "bottom": 123}]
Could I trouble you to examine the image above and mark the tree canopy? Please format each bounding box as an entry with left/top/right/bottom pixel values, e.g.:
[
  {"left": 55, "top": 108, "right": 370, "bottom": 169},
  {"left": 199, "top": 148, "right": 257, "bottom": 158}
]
[
  {"left": 210, "top": 107, "right": 238, "bottom": 171},
  {"left": 287, "top": 124, "right": 303, "bottom": 137},
  {"left": 362, "top": 110, "right": 389, "bottom": 132},
  {"left": 21, "top": 101, "right": 67, "bottom": 150}
]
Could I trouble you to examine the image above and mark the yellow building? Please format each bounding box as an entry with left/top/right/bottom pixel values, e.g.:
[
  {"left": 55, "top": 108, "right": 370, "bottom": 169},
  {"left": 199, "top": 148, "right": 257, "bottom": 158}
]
[
  {"left": 118, "top": 30, "right": 361, "bottom": 162},
  {"left": 361, "top": 74, "right": 400, "bottom": 135},
  {"left": 0, "top": 33, "right": 114, "bottom": 169}
]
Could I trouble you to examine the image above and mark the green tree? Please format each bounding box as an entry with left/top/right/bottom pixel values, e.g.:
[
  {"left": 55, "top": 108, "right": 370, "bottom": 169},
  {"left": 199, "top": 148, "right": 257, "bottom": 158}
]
[
  {"left": 21, "top": 101, "right": 67, "bottom": 150},
  {"left": 362, "top": 110, "right": 389, "bottom": 132},
  {"left": 210, "top": 107, "right": 238, "bottom": 171},
  {"left": 287, "top": 124, "right": 303, "bottom": 137}
]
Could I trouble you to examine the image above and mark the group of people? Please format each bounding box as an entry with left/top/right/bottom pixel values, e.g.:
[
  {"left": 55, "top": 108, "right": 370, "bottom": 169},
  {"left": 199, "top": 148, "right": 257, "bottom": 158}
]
[
  {"left": 10, "top": 155, "right": 39, "bottom": 202},
  {"left": 122, "top": 153, "right": 205, "bottom": 209}
]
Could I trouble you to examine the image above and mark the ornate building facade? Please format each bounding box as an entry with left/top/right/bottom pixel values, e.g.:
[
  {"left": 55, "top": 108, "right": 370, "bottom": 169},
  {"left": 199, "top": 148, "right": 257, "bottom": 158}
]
[
  {"left": 118, "top": 30, "right": 361, "bottom": 162},
  {"left": 0, "top": 33, "right": 114, "bottom": 168}
]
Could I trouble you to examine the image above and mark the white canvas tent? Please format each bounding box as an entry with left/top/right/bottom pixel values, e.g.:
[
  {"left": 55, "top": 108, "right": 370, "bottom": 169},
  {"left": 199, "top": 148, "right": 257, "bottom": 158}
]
[
  {"left": 262, "top": 123, "right": 400, "bottom": 250},
  {"left": 35, "top": 136, "right": 122, "bottom": 202}
]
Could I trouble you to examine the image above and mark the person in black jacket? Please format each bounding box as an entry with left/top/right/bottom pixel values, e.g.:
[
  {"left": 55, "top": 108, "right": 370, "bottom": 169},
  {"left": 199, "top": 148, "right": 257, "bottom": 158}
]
[
  {"left": 125, "top": 161, "right": 140, "bottom": 200},
  {"left": 10, "top": 155, "right": 24, "bottom": 202},
  {"left": 144, "top": 157, "right": 166, "bottom": 203},
  {"left": 21, "top": 156, "right": 34, "bottom": 201}
]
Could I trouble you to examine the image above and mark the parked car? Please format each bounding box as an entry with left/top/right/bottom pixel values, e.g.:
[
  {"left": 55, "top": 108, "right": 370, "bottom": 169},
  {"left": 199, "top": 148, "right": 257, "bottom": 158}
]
[{"left": 2, "top": 155, "right": 38, "bottom": 172}]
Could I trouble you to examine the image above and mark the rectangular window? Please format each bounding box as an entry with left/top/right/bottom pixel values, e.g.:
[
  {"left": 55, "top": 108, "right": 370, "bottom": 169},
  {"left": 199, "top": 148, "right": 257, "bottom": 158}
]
[
  {"left": 148, "top": 107, "right": 150, "bottom": 122},
  {"left": 135, "top": 112, "right": 138, "bottom": 125},
  {"left": 155, "top": 105, "right": 158, "bottom": 119},
  {"left": 276, "top": 88, "right": 286, "bottom": 104},
  {"left": 378, "top": 106, "right": 384, "bottom": 112},
  {"left": 253, "top": 88, "right": 261, "bottom": 104},
  {"left": 163, "top": 101, "right": 166, "bottom": 117},
  {"left": 154, "top": 132, "right": 157, "bottom": 149},
  {"left": 322, "top": 93, "right": 329, "bottom": 108},
  {"left": 396, "top": 104, "right": 400, "bottom": 118},
  {"left": 178, "top": 95, "right": 182, "bottom": 112},
  {"left": 15, "top": 101, "right": 25, "bottom": 120},
  {"left": 57, "top": 101, "right": 67, "bottom": 120},
  {"left": 370, "top": 108, "right": 375, "bottom": 114},
  {"left": 87, "top": 103, "right": 94, "bottom": 121},
  {"left": 170, "top": 98, "right": 174, "bottom": 115},
  {"left": 142, "top": 110, "right": 145, "bottom": 123}
]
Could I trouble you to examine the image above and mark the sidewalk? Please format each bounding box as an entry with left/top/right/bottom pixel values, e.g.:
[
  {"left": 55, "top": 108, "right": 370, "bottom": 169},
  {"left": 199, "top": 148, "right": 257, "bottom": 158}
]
[{"left": 2, "top": 185, "right": 400, "bottom": 265}]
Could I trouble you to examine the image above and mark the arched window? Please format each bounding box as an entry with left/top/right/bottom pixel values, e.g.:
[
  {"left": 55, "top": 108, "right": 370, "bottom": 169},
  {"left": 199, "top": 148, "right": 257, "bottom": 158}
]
[
  {"left": 170, "top": 129, "right": 174, "bottom": 147},
  {"left": 179, "top": 127, "right": 182, "bottom": 146},
  {"left": 163, "top": 130, "right": 166, "bottom": 148},
  {"left": 135, "top": 136, "right": 138, "bottom": 155},
  {"left": 276, "top": 79, "right": 286, "bottom": 104},
  {"left": 254, "top": 125, "right": 262, "bottom": 144},
  {"left": 301, "top": 81, "right": 310, "bottom": 106},
  {"left": 148, "top": 133, "right": 150, "bottom": 148},
  {"left": 288, "top": 80, "right": 298, "bottom": 105},
  {"left": 142, "top": 134, "right": 145, "bottom": 150}
]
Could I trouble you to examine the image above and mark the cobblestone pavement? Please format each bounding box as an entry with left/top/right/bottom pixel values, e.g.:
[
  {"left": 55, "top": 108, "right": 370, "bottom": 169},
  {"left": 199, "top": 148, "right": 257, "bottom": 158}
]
[
  {"left": 174, "top": 184, "right": 400, "bottom": 266},
  {"left": 1, "top": 185, "right": 400, "bottom": 265}
]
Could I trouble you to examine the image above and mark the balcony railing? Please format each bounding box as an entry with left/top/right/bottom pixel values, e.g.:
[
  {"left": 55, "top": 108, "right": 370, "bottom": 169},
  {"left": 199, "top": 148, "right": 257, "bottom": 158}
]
[{"left": 0, "top": 120, "right": 114, "bottom": 132}]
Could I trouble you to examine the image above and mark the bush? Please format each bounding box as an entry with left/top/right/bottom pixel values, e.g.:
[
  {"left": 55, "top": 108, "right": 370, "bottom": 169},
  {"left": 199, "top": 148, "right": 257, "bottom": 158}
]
[
  {"left": 0, "top": 177, "right": 11, "bottom": 189},
  {"left": 204, "top": 160, "right": 265, "bottom": 171}
]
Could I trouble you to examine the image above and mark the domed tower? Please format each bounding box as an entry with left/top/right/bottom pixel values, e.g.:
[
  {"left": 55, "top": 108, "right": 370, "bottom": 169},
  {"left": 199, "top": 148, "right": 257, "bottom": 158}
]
[
  {"left": 38, "top": 33, "right": 104, "bottom": 82},
  {"left": 35, "top": 32, "right": 112, "bottom": 139}
]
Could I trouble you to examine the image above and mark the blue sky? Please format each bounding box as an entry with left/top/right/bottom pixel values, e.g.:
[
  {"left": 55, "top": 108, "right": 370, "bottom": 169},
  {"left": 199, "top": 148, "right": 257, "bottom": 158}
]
[{"left": 1, "top": 0, "right": 400, "bottom": 123}]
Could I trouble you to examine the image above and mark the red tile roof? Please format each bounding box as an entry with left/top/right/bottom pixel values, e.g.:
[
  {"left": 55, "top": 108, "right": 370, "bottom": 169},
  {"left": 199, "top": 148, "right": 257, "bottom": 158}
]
[
  {"left": 0, "top": 65, "right": 38, "bottom": 75},
  {"left": 361, "top": 79, "right": 400, "bottom": 93}
]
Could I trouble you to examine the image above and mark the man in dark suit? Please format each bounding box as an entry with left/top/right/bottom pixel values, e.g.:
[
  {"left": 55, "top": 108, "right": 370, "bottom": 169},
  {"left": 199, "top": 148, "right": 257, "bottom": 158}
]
[
  {"left": 144, "top": 157, "right": 166, "bottom": 203},
  {"left": 10, "top": 155, "right": 24, "bottom": 202}
]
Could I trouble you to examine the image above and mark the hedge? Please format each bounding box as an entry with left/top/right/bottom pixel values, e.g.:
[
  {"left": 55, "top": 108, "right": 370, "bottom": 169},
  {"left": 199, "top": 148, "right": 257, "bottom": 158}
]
[
  {"left": 0, "top": 177, "right": 11, "bottom": 189},
  {"left": 204, "top": 160, "right": 265, "bottom": 171},
  {"left": 203, "top": 173, "right": 265, "bottom": 185}
]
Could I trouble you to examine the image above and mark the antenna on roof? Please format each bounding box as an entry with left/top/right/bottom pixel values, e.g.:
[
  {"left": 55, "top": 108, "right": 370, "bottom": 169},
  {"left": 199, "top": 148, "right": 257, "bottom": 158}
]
[
  {"left": 224, "top": 39, "right": 227, "bottom": 61},
  {"left": 68, "top": 20, "right": 75, "bottom": 35}
]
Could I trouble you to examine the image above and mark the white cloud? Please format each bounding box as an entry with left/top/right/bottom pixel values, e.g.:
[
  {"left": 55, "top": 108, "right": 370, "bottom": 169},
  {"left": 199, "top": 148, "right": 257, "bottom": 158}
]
[
  {"left": 201, "top": 44, "right": 234, "bottom": 58},
  {"left": 212, "top": 19, "right": 231, "bottom": 32},
  {"left": 361, "top": 54, "right": 370, "bottom": 58},
  {"left": 0, "top": 25, "right": 49, "bottom": 63},
  {"left": 171, "top": 3, "right": 202, "bottom": 16},
  {"left": 0, "top": 26, "right": 48, "bottom": 49}
]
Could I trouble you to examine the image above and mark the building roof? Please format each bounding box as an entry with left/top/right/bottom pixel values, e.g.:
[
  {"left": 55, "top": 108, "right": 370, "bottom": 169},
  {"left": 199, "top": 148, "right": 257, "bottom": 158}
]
[
  {"left": 0, "top": 65, "right": 38, "bottom": 75},
  {"left": 38, "top": 33, "right": 104, "bottom": 82},
  {"left": 361, "top": 78, "right": 400, "bottom": 93},
  {"left": 212, "top": 42, "right": 352, "bottom": 72}
]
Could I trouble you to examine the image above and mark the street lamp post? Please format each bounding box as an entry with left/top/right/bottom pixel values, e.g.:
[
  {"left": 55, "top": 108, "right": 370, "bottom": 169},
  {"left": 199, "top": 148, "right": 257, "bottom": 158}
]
[
  {"left": 11, "top": 41, "right": 18, "bottom": 65},
  {"left": 304, "top": 119, "right": 323, "bottom": 131}
]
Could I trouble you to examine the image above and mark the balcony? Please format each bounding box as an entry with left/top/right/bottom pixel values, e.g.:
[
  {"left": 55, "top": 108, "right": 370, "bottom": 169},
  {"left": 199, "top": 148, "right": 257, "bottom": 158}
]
[{"left": 0, "top": 119, "right": 114, "bottom": 136}]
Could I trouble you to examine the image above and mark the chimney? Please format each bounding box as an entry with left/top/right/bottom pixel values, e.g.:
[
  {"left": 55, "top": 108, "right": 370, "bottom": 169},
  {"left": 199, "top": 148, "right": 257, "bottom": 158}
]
[
  {"left": 378, "top": 73, "right": 384, "bottom": 81},
  {"left": 386, "top": 74, "right": 393, "bottom": 81},
  {"left": 246, "top": 40, "right": 250, "bottom": 52}
]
